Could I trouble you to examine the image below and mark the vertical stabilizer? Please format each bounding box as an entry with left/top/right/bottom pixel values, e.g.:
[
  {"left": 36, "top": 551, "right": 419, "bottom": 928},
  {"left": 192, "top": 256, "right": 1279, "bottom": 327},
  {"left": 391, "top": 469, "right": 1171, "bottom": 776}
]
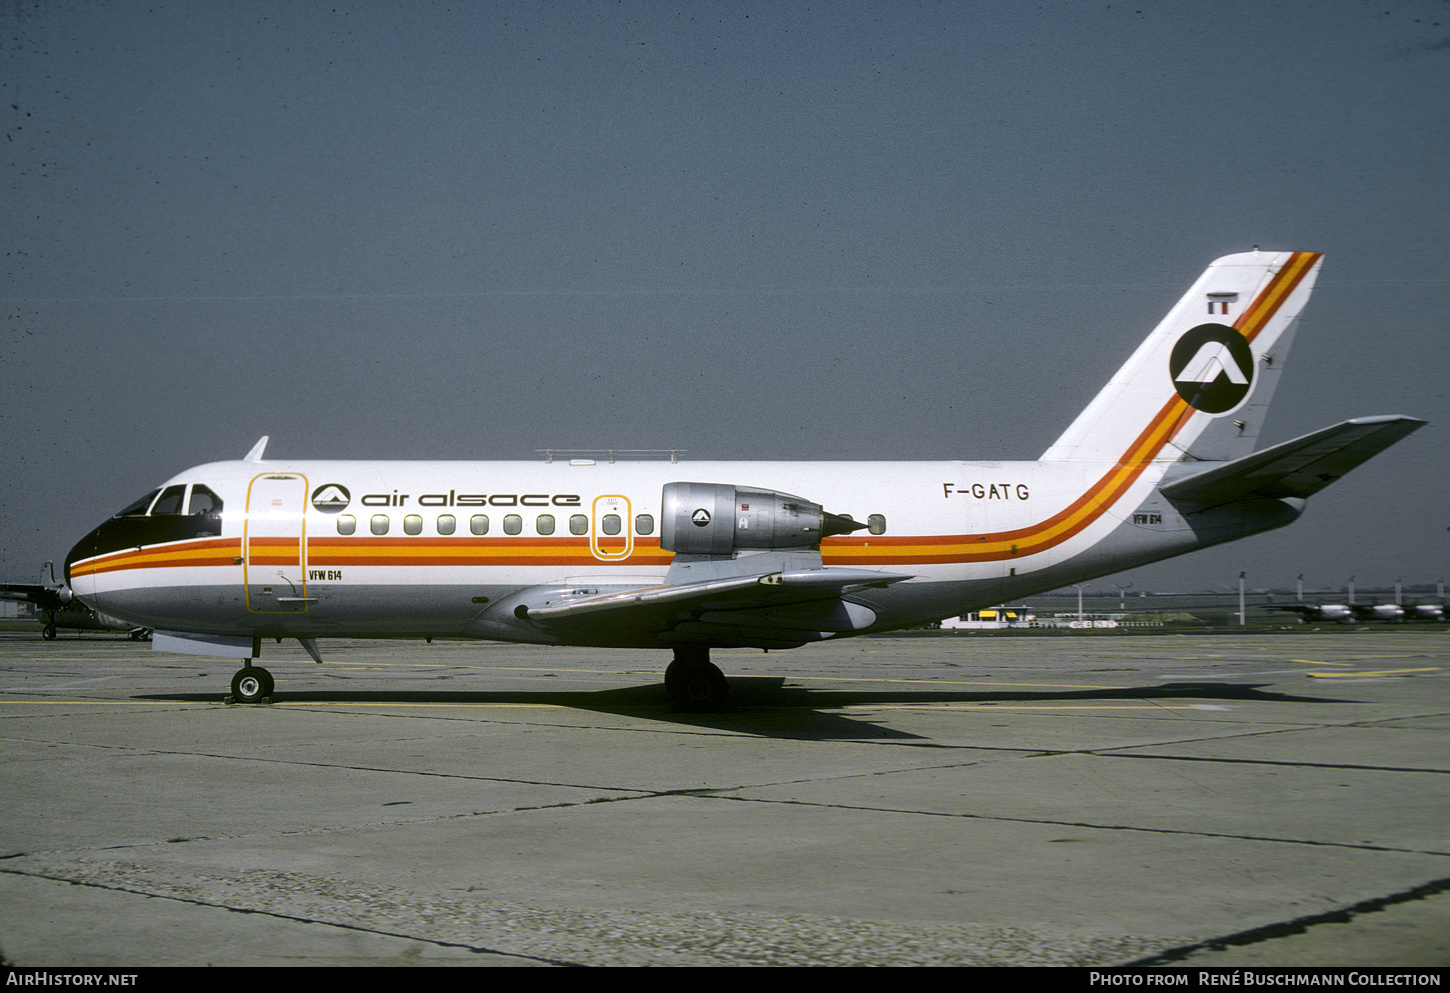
[{"left": 1041, "top": 251, "right": 1323, "bottom": 465}]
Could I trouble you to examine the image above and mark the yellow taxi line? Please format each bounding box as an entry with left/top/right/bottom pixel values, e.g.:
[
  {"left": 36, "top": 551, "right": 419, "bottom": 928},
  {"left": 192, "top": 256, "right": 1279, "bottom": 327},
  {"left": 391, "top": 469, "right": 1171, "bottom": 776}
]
[
  {"left": 846, "top": 704, "right": 1211, "bottom": 712},
  {"left": 0, "top": 698, "right": 567, "bottom": 708}
]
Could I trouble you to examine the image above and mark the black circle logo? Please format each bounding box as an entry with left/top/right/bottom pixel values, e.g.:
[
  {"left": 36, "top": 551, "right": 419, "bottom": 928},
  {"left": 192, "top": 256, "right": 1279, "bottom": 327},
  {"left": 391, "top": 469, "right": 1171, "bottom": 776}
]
[
  {"left": 1170, "top": 323, "right": 1254, "bottom": 414},
  {"left": 691, "top": 508, "right": 711, "bottom": 527},
  {"left": 311, "top": 484, "right": 351, "bottom": 514}
]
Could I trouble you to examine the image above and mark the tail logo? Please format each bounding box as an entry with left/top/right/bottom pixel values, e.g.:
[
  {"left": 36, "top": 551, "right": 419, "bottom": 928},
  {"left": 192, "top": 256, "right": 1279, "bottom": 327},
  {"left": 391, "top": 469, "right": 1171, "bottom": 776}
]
[{"left": 1170, "top": 323, "right": 1254, "bottom": 413}]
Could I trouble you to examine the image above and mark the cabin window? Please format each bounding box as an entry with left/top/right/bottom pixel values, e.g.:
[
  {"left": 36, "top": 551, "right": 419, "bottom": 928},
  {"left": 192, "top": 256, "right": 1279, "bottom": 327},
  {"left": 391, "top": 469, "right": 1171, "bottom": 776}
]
[
  {"left": 601, "top": 514, "right": 621, "bottom": 535},
  {"left": 470, "top": 514, "right": 489, "bottom": 535},
  {"left": 570, "top": 514, "right": 588, "bottom": 535},
  {"left": 150, "top": 485, "right": 186, "bottom": 515},
  {"left": 536, "top": 514, "right": 555, "bottom": 535},
  {"left": 867, "top": 514, "right": 887, "bottom": 535},
  {"left": 403, "top": 514, "right": 423, "bottom": 535},
  {"left": 437, "top": 514, "right": 456, "bottom": 535},
  {"left": 371, "top": 514, "right": 389, "bottom": 535},
  {"left": 114, "top": 489, "right": 162, "bottom": 517},
  {"left": 337, "top": 515, "right": 356, "bottom": 535},
  {"left": 503, "top": 514, "right": 522, "bottom": 535},
  {"left": 635, "top": 514, "right": 654, "bottom": 536},
  {"left": 187, "top": 485, "right": 223, "bottom": 516}
]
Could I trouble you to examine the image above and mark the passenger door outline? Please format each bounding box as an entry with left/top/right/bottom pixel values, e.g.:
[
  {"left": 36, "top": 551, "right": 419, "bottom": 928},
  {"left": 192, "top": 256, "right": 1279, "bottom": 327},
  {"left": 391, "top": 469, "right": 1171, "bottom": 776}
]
[
  {"left": 244, "top": 473, "right": 310, "bottom": 613},
  {"left": 589, "top": 494, "right": 633, "bottom": 561}
]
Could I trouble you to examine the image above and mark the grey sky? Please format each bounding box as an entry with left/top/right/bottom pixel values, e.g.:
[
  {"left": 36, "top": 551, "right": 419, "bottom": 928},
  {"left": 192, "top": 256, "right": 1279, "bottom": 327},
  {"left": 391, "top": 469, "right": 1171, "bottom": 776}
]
[{"left": 3, "top": 1, "right": 1446, "bottom": 594}]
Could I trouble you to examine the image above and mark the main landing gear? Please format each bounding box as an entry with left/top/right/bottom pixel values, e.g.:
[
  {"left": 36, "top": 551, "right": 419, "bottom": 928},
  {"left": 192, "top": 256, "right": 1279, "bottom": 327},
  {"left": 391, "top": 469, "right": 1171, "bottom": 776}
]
[
  {"left": 664, "top": 646, "right": 729, "bottom": 712},
  {"left": 229, "top": 665, "right": 274, "bottom": 704}
]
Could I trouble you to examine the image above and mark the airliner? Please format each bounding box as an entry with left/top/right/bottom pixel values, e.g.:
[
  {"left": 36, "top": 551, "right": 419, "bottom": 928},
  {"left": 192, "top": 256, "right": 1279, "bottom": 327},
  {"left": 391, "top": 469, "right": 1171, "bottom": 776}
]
[{"left": 63, "top": 251, "right": 1424, "bottom": 709}]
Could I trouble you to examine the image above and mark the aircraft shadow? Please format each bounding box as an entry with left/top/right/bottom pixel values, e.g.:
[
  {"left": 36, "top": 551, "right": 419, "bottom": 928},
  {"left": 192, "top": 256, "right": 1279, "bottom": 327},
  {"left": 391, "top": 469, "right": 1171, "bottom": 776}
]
[{"left": 137, "top": 678, "right": 1351, "bottom": 742}]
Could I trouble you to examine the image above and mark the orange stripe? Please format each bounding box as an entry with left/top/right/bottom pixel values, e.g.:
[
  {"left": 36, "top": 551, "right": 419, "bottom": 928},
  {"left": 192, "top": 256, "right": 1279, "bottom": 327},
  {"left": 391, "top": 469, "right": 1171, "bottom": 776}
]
[
  {"left": 73, "top": 256, "right": 1321, "bottom": 578},
  {"left": 1235, "top": 252, "right": 1320, "bottom": 342},
  {"left": 308, "top": 536, "right": 671, "bottom": 568},
  {"left": 70, "top": 538, "right": 241, "bottom": 578},
  {"left": 827, "top": 252, "right": 1320, "bottom": 566}
]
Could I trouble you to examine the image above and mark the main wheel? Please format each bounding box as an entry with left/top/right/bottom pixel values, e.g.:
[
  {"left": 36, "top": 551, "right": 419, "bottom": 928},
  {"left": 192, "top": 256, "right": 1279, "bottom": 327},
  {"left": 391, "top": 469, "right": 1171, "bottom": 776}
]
[
  {"left": 231, "top": 666, "right": 274, "bottom": 703},
  {"left": 665, "top": 658, "right": 729, "bottom": 712},
  {"left": 42, "top": 624, "right": 56, "bottom": 640}
]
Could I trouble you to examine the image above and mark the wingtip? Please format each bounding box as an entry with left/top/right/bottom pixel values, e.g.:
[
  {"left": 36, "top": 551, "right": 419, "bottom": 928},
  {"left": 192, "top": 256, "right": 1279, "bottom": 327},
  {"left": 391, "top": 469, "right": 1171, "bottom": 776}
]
[{"left": 1344, "top": 415, "right": 1429, "bottom": 430}]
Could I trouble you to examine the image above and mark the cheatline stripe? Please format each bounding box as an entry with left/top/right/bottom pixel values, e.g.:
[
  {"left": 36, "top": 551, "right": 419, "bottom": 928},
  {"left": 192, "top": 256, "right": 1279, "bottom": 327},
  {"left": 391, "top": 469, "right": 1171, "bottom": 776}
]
[
  {"left": 1234, "top": 251, "right": 1320, "bottom": 340},
  {"left": 825, "top": 251, "right": 1321, "bottom": 566},
  {"left": 71, "top": 538, "right": 240, "bottom": 577},
  {"left": 71, "top": 537, "right": 674, "bottom": 574},
  {"left": 71, "top": 255, "right": 1320, "bottom": 576}
]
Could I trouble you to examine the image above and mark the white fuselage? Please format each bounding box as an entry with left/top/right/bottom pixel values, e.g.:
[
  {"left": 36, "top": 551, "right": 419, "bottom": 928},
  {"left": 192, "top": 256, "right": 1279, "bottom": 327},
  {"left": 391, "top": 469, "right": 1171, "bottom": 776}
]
[
  {"left": 65, "top": 251, "right": 1367, "bottom": 661},
  {"left": 67, "top": 454, "right": 1199, "bottom": 647}
]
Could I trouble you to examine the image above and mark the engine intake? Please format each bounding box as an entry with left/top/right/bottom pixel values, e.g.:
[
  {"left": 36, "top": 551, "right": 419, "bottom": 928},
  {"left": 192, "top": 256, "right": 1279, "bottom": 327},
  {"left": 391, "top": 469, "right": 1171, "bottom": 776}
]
[{"left": 661, "top": 482, "right": 865, "bottom": 556}]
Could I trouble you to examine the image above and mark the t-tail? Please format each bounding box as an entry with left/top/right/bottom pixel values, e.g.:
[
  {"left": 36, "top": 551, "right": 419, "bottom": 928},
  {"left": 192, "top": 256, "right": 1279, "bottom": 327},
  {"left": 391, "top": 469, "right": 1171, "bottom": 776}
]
[
  {"left": 1042, "top": 250, "right": 1324, "bottom": 466},
  {"left": 1041, "top": 250, "right": 1423, "bottom": 565}
]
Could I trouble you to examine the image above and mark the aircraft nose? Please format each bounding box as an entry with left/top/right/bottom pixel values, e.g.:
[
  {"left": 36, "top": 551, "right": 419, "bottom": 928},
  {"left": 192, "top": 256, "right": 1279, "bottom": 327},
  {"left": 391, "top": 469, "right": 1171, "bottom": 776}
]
[{"left": 64, "top": 526, "right": 102, "bottom": 603}]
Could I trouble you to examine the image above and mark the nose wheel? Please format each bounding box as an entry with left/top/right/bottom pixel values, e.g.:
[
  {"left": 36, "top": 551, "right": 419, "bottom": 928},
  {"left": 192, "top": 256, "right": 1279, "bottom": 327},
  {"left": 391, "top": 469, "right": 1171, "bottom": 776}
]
[
  {"left": 664, "top": 647, "right": 729, "bottom": 712},
  {"left": 230, "top": 665, "right": 274, "bottom": 704}
]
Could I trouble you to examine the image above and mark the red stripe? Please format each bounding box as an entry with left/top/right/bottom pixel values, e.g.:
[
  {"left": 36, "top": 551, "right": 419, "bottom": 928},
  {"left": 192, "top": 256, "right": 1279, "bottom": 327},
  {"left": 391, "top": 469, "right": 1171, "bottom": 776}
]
[{"left": 73, "top": 256, "right": 1321, "bottom": 578}]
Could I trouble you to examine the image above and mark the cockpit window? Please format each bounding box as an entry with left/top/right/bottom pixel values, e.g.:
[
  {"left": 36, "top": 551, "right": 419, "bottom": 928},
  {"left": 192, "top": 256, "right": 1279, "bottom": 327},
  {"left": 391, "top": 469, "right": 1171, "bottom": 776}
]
[
  {"left": 187, "top": 485, "right": 223, "bottom": 516},
  {"left": 114, "top": 489, "right": 162, "bottom": 518},
  {"left": 150, "top": 485, "right": 187, "bottom": 515},
  {"left": 93, "top": 484, "right": 223, "bottom": 550}
]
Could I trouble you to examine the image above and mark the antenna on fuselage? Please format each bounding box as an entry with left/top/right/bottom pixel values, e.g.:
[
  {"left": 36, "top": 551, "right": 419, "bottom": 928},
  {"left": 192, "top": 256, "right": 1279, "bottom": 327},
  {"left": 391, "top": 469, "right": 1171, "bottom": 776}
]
[{"left": 244, "top": 436, "right": 269, "bottom": 462}]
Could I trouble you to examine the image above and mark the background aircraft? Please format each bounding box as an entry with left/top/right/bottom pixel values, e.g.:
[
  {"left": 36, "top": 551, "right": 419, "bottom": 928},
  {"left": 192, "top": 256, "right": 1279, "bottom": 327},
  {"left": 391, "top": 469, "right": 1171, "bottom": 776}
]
[
  {"left": 1268, "top": 601, "right": 1445, "bottom": 623},
  {"left": 0, "top": 562, "right": 151, "bottom": 640}
]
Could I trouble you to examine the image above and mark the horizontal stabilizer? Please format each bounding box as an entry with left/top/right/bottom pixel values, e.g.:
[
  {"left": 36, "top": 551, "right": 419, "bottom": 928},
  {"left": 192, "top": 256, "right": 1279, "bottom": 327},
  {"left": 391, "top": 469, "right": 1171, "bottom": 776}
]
[
  {"left": 519, "top": 567, "right": 910, "bottom": 623},
  {"left": 1160, "top": 415, "right": 1426, "bottom": 507}
]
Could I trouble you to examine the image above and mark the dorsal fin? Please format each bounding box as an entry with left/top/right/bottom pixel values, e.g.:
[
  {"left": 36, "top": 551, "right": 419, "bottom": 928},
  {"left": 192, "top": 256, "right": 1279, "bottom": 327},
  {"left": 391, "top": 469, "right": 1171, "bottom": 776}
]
[{"left": 244, "top": 436, "right": 269, "bottom": 462}]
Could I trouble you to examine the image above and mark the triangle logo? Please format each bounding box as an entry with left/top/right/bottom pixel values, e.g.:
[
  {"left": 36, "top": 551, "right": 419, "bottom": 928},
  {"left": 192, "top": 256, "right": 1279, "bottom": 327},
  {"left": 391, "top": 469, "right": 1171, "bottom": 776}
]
[{"left": 1169, "top": 324, "right": 1255, "bottom": 413}]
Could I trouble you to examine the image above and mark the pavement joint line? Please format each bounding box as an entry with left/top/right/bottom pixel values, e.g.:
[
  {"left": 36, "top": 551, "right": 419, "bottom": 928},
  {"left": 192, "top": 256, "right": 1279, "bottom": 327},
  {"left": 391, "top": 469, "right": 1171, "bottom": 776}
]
[
  {"left": 0, "top": 739, "right": 671, "bottom": 790},
  {"left": 1124, "top": 874, "right": 1450, "bottom": 965},
  {"left": 1099, "top": 752, "right": 1450, "bottom": 775},
  {"left": 0, "top": 866, "right": 585, "bottom": 967},
  {"left": 702, "top": 795, "right": 1450, "bottom": 858},
  {"left": 1310, "top": 668, "right": 1442, "bottom": 678}
]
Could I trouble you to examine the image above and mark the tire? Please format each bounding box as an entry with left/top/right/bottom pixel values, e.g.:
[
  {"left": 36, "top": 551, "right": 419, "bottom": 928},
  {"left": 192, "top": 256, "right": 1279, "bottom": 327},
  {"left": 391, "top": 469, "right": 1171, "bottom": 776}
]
[
  {"left": 665, "top": 658, "right": 729, "bottom": 712},
  {"left": 231, "top": 666, "right": 274, "bottom": 704},
  {"left": 42, "top": 624, "right": 56, "bottom": 640}
]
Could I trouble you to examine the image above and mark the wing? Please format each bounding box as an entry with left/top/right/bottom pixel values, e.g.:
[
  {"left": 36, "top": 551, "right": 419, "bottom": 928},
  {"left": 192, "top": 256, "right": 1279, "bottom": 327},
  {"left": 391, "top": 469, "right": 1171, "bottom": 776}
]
[
  {"left": 1160, "top": 415, "right": 1426, "bottom": 508},
  {"left": 514, "top": 567, "right": 912, "bottom": 649},
  {"left": 0, "top": 584, "right": 67, "bottom": 611}
]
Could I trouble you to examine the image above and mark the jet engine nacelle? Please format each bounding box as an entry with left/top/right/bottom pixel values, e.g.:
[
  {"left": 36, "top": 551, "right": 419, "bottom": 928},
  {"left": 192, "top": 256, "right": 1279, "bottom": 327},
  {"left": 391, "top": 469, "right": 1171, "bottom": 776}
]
[{"left": 661, "top": 482, "right": 864, "bottom": 556}]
